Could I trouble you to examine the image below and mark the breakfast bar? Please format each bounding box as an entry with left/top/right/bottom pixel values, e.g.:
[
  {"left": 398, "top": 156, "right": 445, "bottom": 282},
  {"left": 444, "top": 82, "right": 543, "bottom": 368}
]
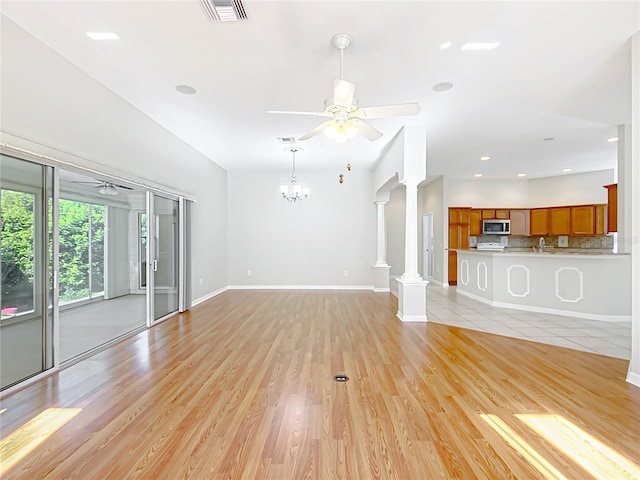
[{"left": 454, "top": 249, "right": 632, "bottom": 321}]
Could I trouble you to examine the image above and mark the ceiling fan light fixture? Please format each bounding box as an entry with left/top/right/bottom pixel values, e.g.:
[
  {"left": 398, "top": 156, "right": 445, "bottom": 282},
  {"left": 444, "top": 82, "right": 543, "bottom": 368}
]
[
  {"left": 324, "top": 120, "right": 359, "bottom": 143},
  {"left": 98, "top": 183, "right": 119, "bottom": 196}
]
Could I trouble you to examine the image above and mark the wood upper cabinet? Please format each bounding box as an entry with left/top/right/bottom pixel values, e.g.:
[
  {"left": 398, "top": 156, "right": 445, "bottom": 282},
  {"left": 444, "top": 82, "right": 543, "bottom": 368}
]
[
  {"left": 481, "top": 209, "right": 495, "bottom": 219},
  {"left": 470, "top": 209, "right": 482, "bottom": 236},
  {"left": 509, "top": 209, "right": 530, "bottom": 236},
  {"left": 449, "top": 208, "right": 470, "bottom": 225},
  {"left": 495, "top": 209, "right": 510, "bottom": 219},
  {"left": 549, "top": 207, "right": 571, "bottom": 235},
  {"left": 595, "top": 204, "right": 606, "bottom": 235},
  {"left": 530, "top": 208, "right": 549, "bottom": 236},
  {"left": 604, "top": 184, "right": 617, "bottom": 232},
  {"left": 570, "top": 205, "right": 595, "bottom": 235}
]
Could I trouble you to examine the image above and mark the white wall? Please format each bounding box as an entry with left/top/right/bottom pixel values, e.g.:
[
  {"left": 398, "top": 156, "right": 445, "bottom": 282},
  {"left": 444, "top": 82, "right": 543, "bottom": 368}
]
[
  {"left": 227, "top": 169, "right": 375, "bottom": 287},
  {"left": 0, "top": 16, "right": 228, "bottom": 300},
  {"left": 448, "top": 179, "right": 530, "bottom": 208},
  {"left": 386, "top": 186, "right": 406, "bottom": 278},
  {"left": 528, "top": 169, "right": 613, "bottom": 206},
  {"left": 419, "top": 176, "right": 445, "bottom": 285}
]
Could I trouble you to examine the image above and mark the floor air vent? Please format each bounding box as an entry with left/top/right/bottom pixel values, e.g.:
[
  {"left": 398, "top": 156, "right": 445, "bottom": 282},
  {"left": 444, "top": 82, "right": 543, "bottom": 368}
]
[{"left": 201, "top": 0, "right": 247, "bottom": 22}]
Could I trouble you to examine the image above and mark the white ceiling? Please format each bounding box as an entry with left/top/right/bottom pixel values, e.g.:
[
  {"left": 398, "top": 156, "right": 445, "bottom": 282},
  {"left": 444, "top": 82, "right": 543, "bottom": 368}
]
[{"left": 1, "top": 1, "right": 638, "bottom": 180}]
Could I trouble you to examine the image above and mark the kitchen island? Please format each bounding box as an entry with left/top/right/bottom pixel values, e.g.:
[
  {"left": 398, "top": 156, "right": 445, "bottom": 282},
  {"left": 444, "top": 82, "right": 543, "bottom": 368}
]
[{"left": 454, "top": 248, "right": 631, "bottom": 321}]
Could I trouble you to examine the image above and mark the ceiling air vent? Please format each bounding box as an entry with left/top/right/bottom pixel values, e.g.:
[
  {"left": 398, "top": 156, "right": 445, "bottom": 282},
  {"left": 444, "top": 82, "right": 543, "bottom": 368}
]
[
  {"left": 201, "top": 0, "right": 247, "bottom": 22},
  {"left": 277, "top": 137, "right": 297, "bottom": 145}
]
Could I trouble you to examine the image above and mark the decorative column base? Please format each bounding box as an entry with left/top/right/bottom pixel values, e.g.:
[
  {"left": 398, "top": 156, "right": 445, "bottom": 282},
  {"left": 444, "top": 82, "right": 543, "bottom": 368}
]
[
  {"left": 372, "top": 264, "right": 391, "bottom": 292},
  {"left": 396, "top": 278, "right": 428, "bottom": 322}
]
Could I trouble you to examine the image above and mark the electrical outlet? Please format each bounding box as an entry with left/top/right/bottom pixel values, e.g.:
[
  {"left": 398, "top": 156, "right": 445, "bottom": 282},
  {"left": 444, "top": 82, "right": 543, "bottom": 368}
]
[
  {"left": 344, "top": 270, "right": 349, "bottom": 277},
  {"left": 247, "top": 270, "right": 252, "bottom": 276}
]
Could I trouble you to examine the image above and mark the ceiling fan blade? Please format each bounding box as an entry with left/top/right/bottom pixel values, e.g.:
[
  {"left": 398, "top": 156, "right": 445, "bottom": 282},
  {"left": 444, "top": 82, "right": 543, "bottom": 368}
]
[
  {"left": 333, "top": 79, "right": 356, "bottom": 107},
  {"left": 266, "top": 110, "right": 330, "bottom": 117},
  {"left": 353, "top": 102, "right": 421, "bottom": 119},
  {"left": 354, "top": 119, "right": 383, "bottom": 141},
  {"left": 298, "top": 121, "right": 334, "bottom": 141}
]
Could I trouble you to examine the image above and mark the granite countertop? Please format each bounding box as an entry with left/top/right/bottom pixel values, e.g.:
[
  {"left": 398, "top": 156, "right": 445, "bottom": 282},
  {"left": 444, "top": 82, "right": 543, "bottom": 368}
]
[{"left": 461, "top": 247, "right": 622, "bottom": 256}]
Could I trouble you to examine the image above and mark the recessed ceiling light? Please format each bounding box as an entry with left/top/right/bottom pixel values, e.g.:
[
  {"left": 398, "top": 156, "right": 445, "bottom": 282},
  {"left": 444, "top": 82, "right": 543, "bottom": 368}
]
[
  {"left": 608, "top": 137, "right": 619, "bottom": 142},
  {"left": 440, "top": 42, "right": 452, "bottom": 50},
  {"left": 474, "top": 173, "right": 483, "bottom": 178},
  {"left": 432, "top": 82, "right": 454, "bottom": 92},
  {"left": 541, "top": 137, "right": 555, "bottom": 142},
  {"left": 517, "top": 173, "right": 526, "bottom": 177},
  {"left": 480, "top": 156, "right": 491, "bottom": 161},
  {"left": 176, "top": 85, "right": 197, "bottom": 95},
  {"left": 562, "top": 168, "right": 572, "bottom": 173},
  {"left": 461, "top": 42, "right": 500, "bottom": 51},
  {"left": 86, "top": 32, "right": 119, "bottom": 40}
]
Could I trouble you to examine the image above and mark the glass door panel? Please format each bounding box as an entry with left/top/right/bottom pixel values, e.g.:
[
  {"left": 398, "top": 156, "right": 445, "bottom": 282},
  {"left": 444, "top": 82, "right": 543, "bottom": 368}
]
[
  {"left": 150, "top": 195, "right": 179, "bottom": 322},
  {"left": 0, "top": 154, "right": 54, "bottom": 390}
]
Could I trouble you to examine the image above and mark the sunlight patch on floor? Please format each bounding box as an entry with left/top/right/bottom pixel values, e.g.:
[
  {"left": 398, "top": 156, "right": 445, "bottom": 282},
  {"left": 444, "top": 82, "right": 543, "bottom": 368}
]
[
  {"left": 0, "top": 408, "right": 81, "bottom": 475},
  {"left": 516, "top": 414, "right": 640, "bottom": 480},
  {"left": 480, "top": 414, "right": 569, "bottom": 480}
]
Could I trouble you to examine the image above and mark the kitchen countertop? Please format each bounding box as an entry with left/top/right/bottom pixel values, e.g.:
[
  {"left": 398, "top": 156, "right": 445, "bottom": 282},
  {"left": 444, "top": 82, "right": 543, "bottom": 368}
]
[{"left": 458, "top": 247, "right": 624, "bottom": 256}]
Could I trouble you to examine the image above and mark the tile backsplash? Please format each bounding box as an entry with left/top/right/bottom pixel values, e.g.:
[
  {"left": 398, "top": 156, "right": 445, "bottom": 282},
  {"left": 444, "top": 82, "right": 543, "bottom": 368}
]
[{"left": 476, "top": 234, "right": 614, "bottom": 249}]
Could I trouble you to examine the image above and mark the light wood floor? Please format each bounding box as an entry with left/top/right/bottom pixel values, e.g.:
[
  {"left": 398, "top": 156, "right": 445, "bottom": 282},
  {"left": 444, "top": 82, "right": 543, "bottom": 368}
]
[{"left": 1, "top": 290, "right": 639, "bottom": 479}]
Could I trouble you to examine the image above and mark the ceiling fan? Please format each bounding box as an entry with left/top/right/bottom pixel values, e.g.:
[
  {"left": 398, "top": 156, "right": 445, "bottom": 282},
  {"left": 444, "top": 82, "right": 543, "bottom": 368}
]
[
  {"left": 71, "top": 180, "right": 133, "bottom": 196},
  {"left": 267, "top": 33, "right": 421, "bottom": 143}
]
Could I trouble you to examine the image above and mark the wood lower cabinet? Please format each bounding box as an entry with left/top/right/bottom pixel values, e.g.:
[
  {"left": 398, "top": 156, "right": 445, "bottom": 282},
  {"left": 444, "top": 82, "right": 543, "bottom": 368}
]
[
  {"left": 448, "top": 251, "right": 457, "bottom": 285},
  {"left": 550, "top": 207, "right": 571, "bottom": 235},
  {"left": 604, "top": 184, "right": 617, "bottom": 232},
  {"left": 530, "top": 208, "right": 549, "bottom": 236}
]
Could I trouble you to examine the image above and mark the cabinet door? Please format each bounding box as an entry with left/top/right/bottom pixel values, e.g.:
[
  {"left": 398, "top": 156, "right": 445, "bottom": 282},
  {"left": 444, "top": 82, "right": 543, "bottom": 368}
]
[
  {"left": 571, "top": 205, "right": 595, "bottom": 235},
  {"left": 482, "top": 209, "right": 495, "bottom": 219},
  {"left": 595, "top": 204, "right": 606, "bottom": 235},
  {"left": 448, "top": 251, "right": 457, "bottom": 285},
  {"left": 495, "top": 209, "right": 510, "bottom": 219},
  {"left": 510, "top": 210, "right": 530, "bottom": 236},
  {"left": 550, "top": 207, "right": 571, "bottom": 235},
  {"left": 460, "top": 225, "right": 470, "bottom": 249},
  {"left": 449, "top": 225, "right": 460, "bottom": 249},
  {"left": 604, "top": 184, "right": 617, "bottom": 232},
  {"left": 470, "top": 209, "right": 482, "bottom": 236},
  {"left": 530, "top": 209, "right": 549, "bottom": 235}
]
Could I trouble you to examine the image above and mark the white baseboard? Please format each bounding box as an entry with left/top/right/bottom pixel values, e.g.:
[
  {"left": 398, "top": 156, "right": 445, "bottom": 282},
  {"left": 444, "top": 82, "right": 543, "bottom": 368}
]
[
  {"left": 456, "top": 289, "right": 632, "bottom": 323},
  {"left": 396, "top": 312, "right": 428, "bottom": 322},
  {"left": 626, "top": 371, "right": 640, "bottom": 388},
  {"left": 372, "top": 287, "right": 391, "bottom": 293},
  {"left": 227, "top": 284, "right": 373, "bottom": 291},
  {"left": 192, "top": 286, "right": 228, "bottom": 307}
]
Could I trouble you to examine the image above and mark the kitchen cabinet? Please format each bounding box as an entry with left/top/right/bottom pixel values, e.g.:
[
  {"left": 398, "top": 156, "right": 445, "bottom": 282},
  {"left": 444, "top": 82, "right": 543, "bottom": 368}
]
[
  {"left": 448, "top": 207, "right": 470, "bottom": 286},
  {"left": 550, "top": 207, "right": 571, "bottom": 235},
  {"left": 448, "top": 251, "right": 458, "bottom": 285},
  {"left": 470, "top": 209, "right": 482, "bottom": 236},
  {"left": 530, "top": 208, "right": 549, "bottom": 236},
  {"left": 495, "top": 209, "right": 510, "bottom": 219},
  {"left": 595, "top": 204, "right": 606, "bottom": 235},
  {"left": 604, "top": 184, "right": 617, "bottom": 232},
  {"left": 482, "top": 209, "right": 495, "bottom": 219},
  {"left": 571, "top": 205, "right": 595, "bottom": 235},
  {"left": 509, "top": 209, "right": 530, "bottom": 236}
]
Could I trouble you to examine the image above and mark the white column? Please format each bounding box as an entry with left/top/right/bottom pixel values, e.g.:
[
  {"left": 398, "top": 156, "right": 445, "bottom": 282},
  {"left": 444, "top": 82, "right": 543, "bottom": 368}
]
[
  {"left": 375, "top": 201, "right": 388, "bottom": 266},
  {"left": 396, "top": 179, "right": 427, "bottom": 322},
  {"left": 401, "top": 181, "right": 421, "bottom": 280}
]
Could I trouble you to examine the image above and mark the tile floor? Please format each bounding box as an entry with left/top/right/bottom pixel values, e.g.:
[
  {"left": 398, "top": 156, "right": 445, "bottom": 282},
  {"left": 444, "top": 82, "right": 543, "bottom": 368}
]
[{"left": 426, "top": 284, "right": 631, "bottom": 360}]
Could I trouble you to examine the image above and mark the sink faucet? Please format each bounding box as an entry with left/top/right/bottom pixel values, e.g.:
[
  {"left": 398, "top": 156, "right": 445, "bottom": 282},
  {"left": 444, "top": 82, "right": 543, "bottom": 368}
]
[{"left": 539, "top": 237, "right": 545, "bottom": 249}]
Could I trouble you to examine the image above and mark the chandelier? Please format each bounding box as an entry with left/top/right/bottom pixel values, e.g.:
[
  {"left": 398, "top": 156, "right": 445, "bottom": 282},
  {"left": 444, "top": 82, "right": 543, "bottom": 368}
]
[{"left": 280, "top": 147, "right": 310, "bottom": 202}]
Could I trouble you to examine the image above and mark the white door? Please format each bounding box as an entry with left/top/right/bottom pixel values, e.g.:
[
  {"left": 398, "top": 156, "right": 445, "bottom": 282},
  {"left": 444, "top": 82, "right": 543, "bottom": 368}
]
[{"left": 422, "top": 214, "right": 434, "bottom": 280}]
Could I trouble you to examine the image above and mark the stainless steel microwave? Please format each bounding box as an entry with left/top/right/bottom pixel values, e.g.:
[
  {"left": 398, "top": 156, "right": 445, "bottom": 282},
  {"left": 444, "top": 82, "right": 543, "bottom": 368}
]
[{"left": 482, "top": 219, "right": 510, "bottom": 235}]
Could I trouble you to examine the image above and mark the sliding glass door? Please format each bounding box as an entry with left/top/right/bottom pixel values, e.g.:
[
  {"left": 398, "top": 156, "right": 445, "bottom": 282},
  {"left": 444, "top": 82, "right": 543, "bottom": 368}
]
[
  {"left": 146, "top": 193, "right": 179, "bottom": 324},
  {"left": 0, "top": 155, "right": 55, "bottom": 390}
]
